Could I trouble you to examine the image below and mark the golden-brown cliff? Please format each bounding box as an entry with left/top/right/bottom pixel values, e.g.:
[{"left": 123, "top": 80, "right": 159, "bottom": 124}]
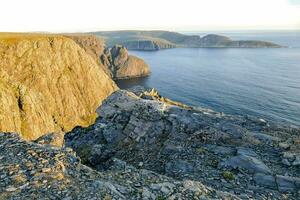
[
  {"left": 66, "top": 34, "right": 150, "bottom": 80},
  {"left": 0, "top": 33, "right": 118, "bottom": 140}
]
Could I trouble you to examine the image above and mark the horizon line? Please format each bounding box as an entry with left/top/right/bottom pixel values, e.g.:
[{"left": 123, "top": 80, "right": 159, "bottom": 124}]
[{"left": 2, "top": 28, "right": 300, "bottom": 34}]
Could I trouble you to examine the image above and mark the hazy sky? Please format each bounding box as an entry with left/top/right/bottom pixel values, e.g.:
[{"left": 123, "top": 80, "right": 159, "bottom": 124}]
[{"left": 0, "top": 0, "right": 299, "bottom": 32}]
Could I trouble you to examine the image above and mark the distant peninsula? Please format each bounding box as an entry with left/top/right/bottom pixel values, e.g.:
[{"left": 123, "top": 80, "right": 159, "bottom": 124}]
[{"left": 91, "top": 30, "right": 283, "bottom": 50}]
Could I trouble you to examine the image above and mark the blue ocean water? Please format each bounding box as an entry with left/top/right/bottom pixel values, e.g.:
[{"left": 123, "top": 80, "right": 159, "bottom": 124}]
[{"left": 116, "top": 31, "right": 300, "bottom": 126}]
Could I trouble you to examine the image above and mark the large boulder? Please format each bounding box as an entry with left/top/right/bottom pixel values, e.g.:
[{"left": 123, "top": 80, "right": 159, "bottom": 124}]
[{"left": 0, "top": 33, "right": 118, "bottom": 140}]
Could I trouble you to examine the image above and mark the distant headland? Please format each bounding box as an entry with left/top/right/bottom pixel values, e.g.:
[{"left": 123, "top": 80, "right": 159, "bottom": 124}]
[{"left": 91, "top": 30, "right": 283, "bottom": 50}]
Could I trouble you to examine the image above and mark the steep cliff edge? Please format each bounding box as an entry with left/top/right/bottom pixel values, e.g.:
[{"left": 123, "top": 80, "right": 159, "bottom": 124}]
[
  {"left": 64, "top": 34, "right": 111, "bottom": 76},
  {"left": 101, "top": 45, "right": 150, "bottom": 79},
  {"left": 65, "top": 34, "right": 150, "bottom": 80},
  {"left": 0, "top": 33, "right": 118, "bottom": 140}
]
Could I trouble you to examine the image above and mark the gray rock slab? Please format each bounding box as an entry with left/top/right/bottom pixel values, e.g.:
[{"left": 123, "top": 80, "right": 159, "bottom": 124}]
[{"left": 221, "top": 155, "right": 271, "bottom": 174}]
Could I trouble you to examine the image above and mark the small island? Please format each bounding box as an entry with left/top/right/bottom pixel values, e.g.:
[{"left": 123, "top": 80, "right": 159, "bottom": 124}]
[{"left": 92, "top": 30, "right": 283, "bottom": 50}]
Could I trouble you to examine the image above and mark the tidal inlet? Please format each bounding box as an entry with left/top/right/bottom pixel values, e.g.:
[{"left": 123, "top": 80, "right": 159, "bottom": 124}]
[{"left": 0, "top": 0, "right": 300, "bottom": 199}]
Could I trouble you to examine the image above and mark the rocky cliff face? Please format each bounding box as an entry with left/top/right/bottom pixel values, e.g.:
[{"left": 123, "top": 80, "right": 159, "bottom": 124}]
[
  {"left": 66, "top": 34, "right": 151, "bottom": 80},
  {"left": 64, "top": 34, "right": 111, "bottom": 76},
  {"left": 100, "top": 45, "right": 150, "bottom": 79},
  {"left": 0, "top": 33, "right": 118, "bottom": 140},
  {"left": 120, "top": 39, "right": 177, "bottom": 51}
]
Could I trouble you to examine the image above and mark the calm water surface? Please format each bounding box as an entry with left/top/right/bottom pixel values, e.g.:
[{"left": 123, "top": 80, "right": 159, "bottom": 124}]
[{"left": 117, "top": 31, "right": 300, "bottom": 126}]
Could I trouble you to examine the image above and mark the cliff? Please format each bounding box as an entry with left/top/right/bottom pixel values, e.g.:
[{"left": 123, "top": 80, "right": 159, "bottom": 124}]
[
  {"left": 65, "top": 34, "right": 151, "bottom": 79},
  {"left": 112, "top": 38, "right": 177, "bottom": 51},
  {"left": 64, "top": 34, "right": 111, "bottom": 76},
  {"left": 0, "top": 33, "right": 118, "bottom": 140},
  {"left": 100, "top": 45, "right": 151, "bottom": 79},
  {"left": 92, "top": 31, "right": 282, "bottom": 50}
]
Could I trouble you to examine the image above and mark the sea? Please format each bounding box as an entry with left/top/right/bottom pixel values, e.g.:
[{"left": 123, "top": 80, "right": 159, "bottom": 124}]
[{"left": 116, "top": 30, "right": 300, "bottom": 126}]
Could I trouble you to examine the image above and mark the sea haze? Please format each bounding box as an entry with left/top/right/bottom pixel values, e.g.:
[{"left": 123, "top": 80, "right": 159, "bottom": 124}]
[{"left": 116, "top": 31, "right": 300, "bottom": 126}]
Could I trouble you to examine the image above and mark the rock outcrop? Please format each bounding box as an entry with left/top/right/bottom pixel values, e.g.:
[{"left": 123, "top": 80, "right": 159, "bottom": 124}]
[
  {"left": 0, "top": 132, "right": 236, "bottom": 200},
  {"left": 0, "top": 33, "right": 118, "bottom": 140},
  {"left": 66, "top": 88, "right": 300, "bottom": 199},
  {"left": 100, "top": 45, "right": 150, "bottom": 79},
  {"left": 66, "top": 34, "right": 151, "bottom": 79}
]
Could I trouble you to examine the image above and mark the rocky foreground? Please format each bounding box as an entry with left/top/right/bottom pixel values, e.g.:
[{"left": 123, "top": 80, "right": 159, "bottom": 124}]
[
  {"left": 1, "top": 87, "right": 299, "bottom": 199},
  {"left": 65, "top": 87, "right": 300, "bottom": 199},
  {"left": 0, "top": 132, "right": 235, "bottom": 200}
]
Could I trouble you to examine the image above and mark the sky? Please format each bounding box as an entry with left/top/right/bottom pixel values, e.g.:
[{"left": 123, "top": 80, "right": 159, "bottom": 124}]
[{"left": 0, "top": 0, "right": 299, "bottom": 32}]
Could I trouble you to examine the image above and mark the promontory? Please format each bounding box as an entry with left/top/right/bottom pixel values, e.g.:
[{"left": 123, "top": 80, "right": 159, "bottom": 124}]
[{"left": 92, "top": 30, "right": 283, "bottom": 50}]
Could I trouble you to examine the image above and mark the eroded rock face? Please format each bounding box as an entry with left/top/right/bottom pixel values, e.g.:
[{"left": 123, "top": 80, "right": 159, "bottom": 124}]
[
  {"left": 0, "top": 34, "right": 118, "bottom": 140},
  {"left": 64, "top": 34, "right": 111, "bottom": 76},
  {"left": 66, "top": 34, "right": 151, "bottom": 80},
  {"left": 101, "top": 45, "right": 150, "bottom": 79},
  {"left": 66, "top": 88, "right": 300, "bottom": 199}
]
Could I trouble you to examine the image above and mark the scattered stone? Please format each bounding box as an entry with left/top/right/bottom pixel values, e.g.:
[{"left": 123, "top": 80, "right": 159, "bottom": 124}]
[
  {"left": 279, "top": 142, "right": 290, "bottom": 149},
  {"left": 142, "top": 187, "right": 156, "bottom": 200},
  {"left": 282, "top": 159, "right": 291, "bottom": 166},
  {"left": 292, "top": 156, "right": 300, "bottom": 166},
  {"left": 41, "top": 168, "right": 52, "bottom": 173},
  {"left": 5, "top": 186, "right": 18, "bottom": 192}
]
